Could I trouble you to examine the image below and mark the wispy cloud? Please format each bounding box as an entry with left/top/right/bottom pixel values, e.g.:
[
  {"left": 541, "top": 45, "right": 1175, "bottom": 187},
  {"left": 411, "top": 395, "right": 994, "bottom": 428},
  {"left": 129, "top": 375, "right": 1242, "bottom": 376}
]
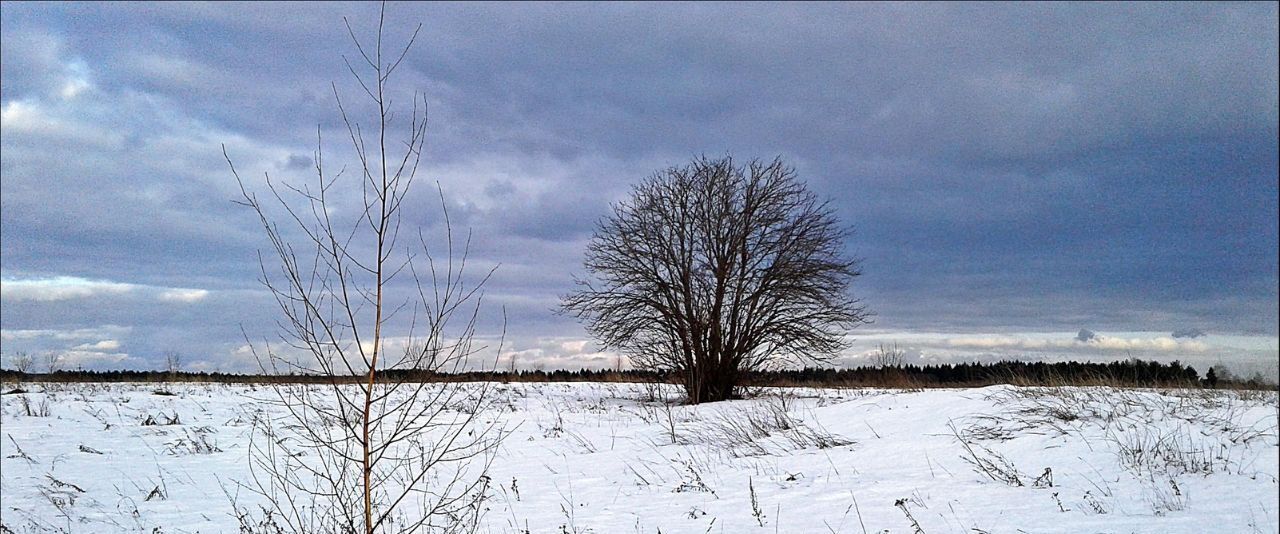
[
  {"left": 1, "top": 276, "right": 135, "bottom": 302},
  {"left": 1, "top": 276, "right": 209, "bottom": 303},
  {"left": 943, "top": 332, "right": 1207, "bottom": 353},
  {"left": 0, "top": 325, "right": 132, "bottom": 341}
]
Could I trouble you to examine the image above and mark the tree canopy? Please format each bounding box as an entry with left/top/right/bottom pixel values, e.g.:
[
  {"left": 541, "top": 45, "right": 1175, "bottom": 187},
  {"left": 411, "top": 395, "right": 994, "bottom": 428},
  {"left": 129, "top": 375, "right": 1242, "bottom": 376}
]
[{"left": 564, "top": 156, "right": 870, "bottom": 403}]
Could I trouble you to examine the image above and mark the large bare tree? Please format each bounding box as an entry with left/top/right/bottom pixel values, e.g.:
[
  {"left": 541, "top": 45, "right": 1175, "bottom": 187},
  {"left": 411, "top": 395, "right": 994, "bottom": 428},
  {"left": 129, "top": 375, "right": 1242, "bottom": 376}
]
[
  {"left": 225, "top": 6, "right": 502, "bottom": 533},
  {"left": 563, "top": 156, "right": 869, "bottom": 404}
]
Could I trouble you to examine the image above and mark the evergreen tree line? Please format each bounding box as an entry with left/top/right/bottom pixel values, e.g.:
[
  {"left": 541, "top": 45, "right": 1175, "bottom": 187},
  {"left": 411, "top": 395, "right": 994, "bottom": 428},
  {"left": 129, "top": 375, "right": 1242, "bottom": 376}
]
[{"left": 1, "top": 358, "right": 1270, "bottom": 389}]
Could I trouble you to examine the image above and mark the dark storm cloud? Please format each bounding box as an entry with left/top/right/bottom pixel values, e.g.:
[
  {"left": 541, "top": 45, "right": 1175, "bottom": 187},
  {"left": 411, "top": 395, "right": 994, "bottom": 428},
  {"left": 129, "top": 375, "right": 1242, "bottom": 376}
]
[{"left": 2, "top": 2, "right": 1276, "bottom": 370}]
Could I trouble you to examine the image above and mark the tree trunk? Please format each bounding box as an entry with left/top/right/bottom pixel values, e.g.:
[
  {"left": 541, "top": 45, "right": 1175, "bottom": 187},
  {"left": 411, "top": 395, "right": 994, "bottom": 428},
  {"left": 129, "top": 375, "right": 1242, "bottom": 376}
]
[{"left": 682, "top": 352, "right": 739, "bottom": 404}]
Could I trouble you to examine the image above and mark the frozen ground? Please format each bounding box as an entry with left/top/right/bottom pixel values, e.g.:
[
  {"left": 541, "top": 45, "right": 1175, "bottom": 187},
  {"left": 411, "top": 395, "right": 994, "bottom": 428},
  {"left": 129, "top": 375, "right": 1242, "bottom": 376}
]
[{"left": 1, "top": 381, "right": 1276, "bottom": 533}]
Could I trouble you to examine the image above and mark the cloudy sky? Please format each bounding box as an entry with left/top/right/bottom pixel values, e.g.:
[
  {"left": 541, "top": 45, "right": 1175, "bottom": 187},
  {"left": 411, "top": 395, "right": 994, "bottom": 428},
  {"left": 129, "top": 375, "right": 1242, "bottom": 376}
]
[{"left": 2, "top": 2, "right": 1277, "bottom": 377}]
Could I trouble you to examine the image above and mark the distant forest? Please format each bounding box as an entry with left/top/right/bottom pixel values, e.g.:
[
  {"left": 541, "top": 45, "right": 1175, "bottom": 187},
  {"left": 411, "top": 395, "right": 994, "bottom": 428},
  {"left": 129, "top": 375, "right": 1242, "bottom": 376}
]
[{"left": 1, "top": 358, "right": 1271, "bottom": 390}]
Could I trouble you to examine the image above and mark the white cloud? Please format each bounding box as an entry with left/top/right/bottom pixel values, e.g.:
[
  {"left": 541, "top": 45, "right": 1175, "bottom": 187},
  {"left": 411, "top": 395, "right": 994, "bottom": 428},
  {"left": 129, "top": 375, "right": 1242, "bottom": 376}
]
[
  {"left": 57, "top": 59, "right": 94, "bottom": 100},
  {"left": 1, "top": 276, "right": 135, "bottom": 301},
  {"left": 0, "top": 325, "right": 133, "bottom": 341},
  {"left": 158, "top": 288, "right": 210, "bottom": 303},
  {"left": 0, "top": 99, "right": 41, "bottom": 127},
  {"left": 59, "top": 77, "right": 92, "bottom": 99},
  {"left": 1092, "top": 336, "right": 1207, "bottom": 352},
  {"left": 1, "top": 276, "right": 210, "bottom": 303},
  {"left": 1, "top": 97, "right": 127, "bottom": 151},
  {"left": 942, "top": 332, "right": 1206, "bottom": 353},
  {"left": 57, "top": 349, "right": 135, "bottom": 368},
  {"left": 72, "top": 339, "right": 121, "bottom": 351},
  {"left": 0, "top": 327, "right": 137, "bottom": 370},
  {"left": 500, "top": 336, "right": 618, "bottom": 370}
]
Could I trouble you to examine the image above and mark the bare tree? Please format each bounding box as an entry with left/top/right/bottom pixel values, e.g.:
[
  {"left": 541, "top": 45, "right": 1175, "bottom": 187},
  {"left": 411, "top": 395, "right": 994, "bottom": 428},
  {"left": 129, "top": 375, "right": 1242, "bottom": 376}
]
[
  {"left": 225, "top": 6, "right": 502, "bottom": 533},
  {"left": 163, "top": 351, "right": 182, "bottom": 375},
  {"left": 7, "top": 352, "right": 34, "bottom": 374},
  {"left": 563, "top": 156, "right": 870, "bottom": 404},
  {"left": 43, "top": 352, "right": 62, "bottom": 374},
  {"left": 872, "top": 342, "right": 904, "bottom": 368}
]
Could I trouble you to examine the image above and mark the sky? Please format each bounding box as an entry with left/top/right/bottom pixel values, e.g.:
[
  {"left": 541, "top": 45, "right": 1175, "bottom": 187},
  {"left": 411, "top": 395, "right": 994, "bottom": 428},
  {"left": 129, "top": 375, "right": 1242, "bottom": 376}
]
[{"left": 1, "top": 2, "right": 1277, "bottom": 378}]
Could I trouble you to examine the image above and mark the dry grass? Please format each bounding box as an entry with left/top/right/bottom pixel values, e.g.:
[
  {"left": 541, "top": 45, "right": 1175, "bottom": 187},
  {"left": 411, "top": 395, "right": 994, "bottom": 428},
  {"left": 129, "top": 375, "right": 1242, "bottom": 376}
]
[{"left": 678, "top": 394, "right": 852, "bottom": 457}]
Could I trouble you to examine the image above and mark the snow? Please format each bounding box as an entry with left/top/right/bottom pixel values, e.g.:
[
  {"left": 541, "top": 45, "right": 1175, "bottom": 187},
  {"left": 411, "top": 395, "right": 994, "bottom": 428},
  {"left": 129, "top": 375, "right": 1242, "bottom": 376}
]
[{"left": 1, "top": 381, "right": 1276, "bottom": 533}]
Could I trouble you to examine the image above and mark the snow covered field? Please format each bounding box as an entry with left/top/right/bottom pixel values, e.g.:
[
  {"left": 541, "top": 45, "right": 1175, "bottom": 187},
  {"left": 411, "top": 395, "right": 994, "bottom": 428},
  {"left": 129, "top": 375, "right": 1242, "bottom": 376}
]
[{"left": 1, "top": 381, "right": 1276, "bottom": 533}]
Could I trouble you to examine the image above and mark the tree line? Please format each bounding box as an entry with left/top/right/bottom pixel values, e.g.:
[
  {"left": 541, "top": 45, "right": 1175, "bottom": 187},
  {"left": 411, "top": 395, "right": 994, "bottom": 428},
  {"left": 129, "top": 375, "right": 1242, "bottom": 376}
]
[{"left": 4, "top": 358, "right": 1268, "bottom": 389}]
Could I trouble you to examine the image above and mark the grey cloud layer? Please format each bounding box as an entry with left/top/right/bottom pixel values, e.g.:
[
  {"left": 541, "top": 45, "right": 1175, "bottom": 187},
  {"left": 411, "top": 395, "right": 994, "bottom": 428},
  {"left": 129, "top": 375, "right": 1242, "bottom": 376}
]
[{"left": 1, "top": 2, "right": 1276, "bottom": 370}]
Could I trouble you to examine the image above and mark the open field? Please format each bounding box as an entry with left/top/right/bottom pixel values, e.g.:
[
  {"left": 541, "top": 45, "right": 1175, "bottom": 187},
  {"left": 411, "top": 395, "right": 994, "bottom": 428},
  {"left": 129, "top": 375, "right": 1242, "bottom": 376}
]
[{"left": 1, "top": 381, "right": 1276, "bottom": 533}]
